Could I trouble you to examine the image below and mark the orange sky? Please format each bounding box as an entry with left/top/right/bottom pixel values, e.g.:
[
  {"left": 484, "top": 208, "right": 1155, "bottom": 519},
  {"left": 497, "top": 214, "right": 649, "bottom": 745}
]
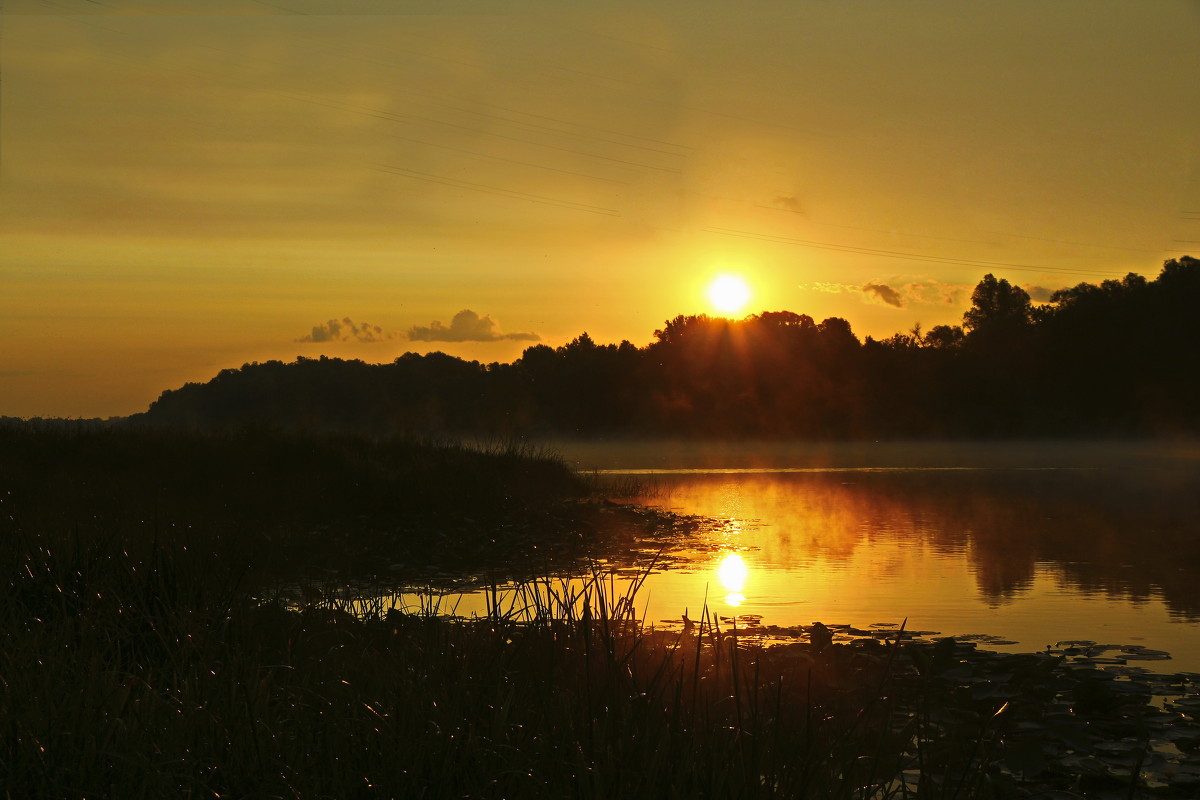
[{"left": 2, "top": 0, "right": 1198, "bottom": 418}]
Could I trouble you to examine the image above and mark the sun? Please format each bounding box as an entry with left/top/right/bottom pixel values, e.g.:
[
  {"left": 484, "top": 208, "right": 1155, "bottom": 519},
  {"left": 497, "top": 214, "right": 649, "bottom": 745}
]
[{"left": 707, "top": 275, "right": 751, "bottom": 314}]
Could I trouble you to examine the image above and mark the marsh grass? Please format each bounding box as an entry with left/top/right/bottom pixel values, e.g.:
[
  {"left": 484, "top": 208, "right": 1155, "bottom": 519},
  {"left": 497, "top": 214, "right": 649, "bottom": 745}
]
[
  {"left": 0, "top": 521, "right": 911, "bottom": 798},
  {"left": 8, "top": 529, "right": 1200, "bottom": 799}
]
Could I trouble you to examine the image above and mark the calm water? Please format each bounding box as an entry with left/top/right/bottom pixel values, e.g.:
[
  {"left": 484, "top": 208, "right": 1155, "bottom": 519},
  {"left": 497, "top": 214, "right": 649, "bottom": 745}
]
[{"left": 403, "top": 441, "right": 1200, "bottom": 670}]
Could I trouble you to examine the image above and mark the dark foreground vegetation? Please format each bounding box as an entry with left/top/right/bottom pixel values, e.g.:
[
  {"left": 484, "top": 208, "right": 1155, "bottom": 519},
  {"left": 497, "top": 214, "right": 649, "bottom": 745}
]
[
  {"left": 8, "top": 541, "right": 1200, "bottom": 799},
  {"left": 0, "top": 422, "right": 689, "bottom": 585},
  {"left": 4, "top": 424, "right": 1200, "bottom": 798},
  {"left": 130, "top": 257, "right": 1200, "bottom": 439}
]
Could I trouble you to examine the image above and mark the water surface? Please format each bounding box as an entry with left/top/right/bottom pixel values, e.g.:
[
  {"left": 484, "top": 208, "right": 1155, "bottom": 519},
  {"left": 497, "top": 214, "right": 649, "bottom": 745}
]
[{"left": 413, "top": 442, "right": 1200, "bottom": 670}]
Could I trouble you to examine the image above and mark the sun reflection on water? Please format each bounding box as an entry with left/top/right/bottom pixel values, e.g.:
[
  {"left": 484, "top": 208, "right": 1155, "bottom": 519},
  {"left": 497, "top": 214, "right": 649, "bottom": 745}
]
[
  {"left": 717, "top": 552, "right": 748, "bottom": 607},
  {"left": 378, "top": 462, "right": 1200, "bottom": 674}
]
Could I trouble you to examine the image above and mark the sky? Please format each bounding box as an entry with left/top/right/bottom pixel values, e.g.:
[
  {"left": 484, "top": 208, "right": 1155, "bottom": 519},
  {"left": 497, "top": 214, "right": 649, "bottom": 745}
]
[{"left": 2, "top": 0, "right": 1199, "bottom": 418}]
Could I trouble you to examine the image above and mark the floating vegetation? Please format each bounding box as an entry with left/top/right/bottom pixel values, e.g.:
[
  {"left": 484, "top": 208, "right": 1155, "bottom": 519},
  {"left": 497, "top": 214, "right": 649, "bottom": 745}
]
[{"left": 638, "top": 613, "right": 1200, "bottom": 797}]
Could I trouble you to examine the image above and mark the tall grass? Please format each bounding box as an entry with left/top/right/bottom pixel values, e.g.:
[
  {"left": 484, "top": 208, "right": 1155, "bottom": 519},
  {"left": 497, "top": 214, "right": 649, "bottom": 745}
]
[
  {"left": 0, "top": 522, "right": 920, "bottom": 798},
  {"left": 9, "top": 522, "right": 1200, "bottom": 797}
]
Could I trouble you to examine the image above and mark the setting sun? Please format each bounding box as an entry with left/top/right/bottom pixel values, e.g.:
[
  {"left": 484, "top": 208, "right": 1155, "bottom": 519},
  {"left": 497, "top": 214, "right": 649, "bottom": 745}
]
[{"left": 707, "top": 275, "right": 751, "bottom": 315}]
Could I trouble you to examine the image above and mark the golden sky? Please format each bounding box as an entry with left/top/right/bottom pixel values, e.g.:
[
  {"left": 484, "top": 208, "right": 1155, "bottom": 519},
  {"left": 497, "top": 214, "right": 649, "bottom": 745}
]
[{"left": 2, "top": 0, "right": 1198, "bottom": 417}]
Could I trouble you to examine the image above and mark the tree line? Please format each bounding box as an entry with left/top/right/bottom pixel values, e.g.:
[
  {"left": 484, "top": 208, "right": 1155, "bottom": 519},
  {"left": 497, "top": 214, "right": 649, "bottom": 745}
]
[{"left": 136, "top": 257, "right": 1200, "bottom": 439}]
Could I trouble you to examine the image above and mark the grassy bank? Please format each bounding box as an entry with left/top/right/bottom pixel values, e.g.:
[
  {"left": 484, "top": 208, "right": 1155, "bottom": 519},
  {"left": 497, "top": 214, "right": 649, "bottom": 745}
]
[
  {"left": 3, "top": 422, "right": 1200, "bottom": 797},
  {"left": 0, "top": 421, "right": 701, "bottom": 585}
]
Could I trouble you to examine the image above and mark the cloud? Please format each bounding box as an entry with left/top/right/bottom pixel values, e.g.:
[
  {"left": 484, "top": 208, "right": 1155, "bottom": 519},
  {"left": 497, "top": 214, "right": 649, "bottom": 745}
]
[
  {"left": 801, "top": 278, "right": 971, "bottom": 309},
  {"left": 771, "top": 194, "right": 803, "bottom": 214},
  {"left": 901, "top": 279, "right": 971, "bottom": 306},
  {"left": 803, "top": 281, "right": 861, "bottom": 295},
  {"left": 1023, "top": 284, "right": 1057, "bottom": 302},
  {"left": 296, "top": 317, "right": 400, "bottom": 343},
  {"left": 862, "top": 282, "right": 904, "bottom": 308},
  {"left": 407, "top": 309, "right": 540, "bottom": 343}
]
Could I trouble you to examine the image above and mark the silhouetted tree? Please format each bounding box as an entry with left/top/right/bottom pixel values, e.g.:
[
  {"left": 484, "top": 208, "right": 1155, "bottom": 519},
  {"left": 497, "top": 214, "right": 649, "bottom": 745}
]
[
  {"left": 963, "top": 274, "right": 1032, "bottom": 334},
  {"left": 135, "top": 258, "right": 1200, "bottom": 439},
  {"left": 923, "top": 324, "right": 964, "bottom": 349}
]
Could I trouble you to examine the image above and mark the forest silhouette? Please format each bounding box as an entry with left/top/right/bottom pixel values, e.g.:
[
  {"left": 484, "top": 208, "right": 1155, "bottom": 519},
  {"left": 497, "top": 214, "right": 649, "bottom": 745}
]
[{"left": 135, "top": 257, "right": 1200, "bottom": 438}]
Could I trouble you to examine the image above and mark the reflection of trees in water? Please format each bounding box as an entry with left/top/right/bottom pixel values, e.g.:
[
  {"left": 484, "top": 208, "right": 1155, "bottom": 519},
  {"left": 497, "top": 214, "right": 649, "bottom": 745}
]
[
  {"left": 968, "top": 537, "right": 1036, "bottom": 605},
  {"left": 932, "top": 470, "right": 1200, "bottom": 619},
  {"left": 651, "top": 469, "right": 1200, "bottom": 618}
]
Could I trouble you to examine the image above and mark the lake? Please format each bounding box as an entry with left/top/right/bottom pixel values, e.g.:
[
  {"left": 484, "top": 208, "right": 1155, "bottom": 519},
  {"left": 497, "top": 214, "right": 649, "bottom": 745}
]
[{"left": 404, "top": 441, "right": 1200, "bottom": 671}]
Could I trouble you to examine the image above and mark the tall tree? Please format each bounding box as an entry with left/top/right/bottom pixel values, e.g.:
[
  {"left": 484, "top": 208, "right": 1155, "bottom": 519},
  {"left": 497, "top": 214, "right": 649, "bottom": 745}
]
[{"left": 962, "top": 274, "right": 1033, "bottom": 334}]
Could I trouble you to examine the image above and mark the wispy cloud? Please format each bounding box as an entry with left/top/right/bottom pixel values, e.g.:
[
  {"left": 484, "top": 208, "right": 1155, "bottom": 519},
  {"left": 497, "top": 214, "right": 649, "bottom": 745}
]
[
  {"left": 804, "top": 281, "right": 861, "bottom": 295},
  {"left": 771, "top": 194, "right": 803, "bottom": 214},
  {"left": 296, "top": 317, "right": 400, "bottom": 343},
  {"left": 801, "top": 278, "right": 971, "bottom": 308},
  {"left": 895, "top": 279, "right": 972, "bottom": 306},
  {"left": 1023, "top": 284, "right": 1057, "bottom": 302},
  {"left": 862, "top": 282, "right": 904, "bottom": 308},
  {"left": 407, "top": 309, "right": 540, "bottom": 343}
]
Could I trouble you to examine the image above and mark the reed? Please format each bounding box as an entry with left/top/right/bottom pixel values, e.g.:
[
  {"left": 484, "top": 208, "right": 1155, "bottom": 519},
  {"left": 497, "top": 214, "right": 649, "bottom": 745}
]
[
  {"left": 0, "top": 515, "right": 898, "bottom": 798},
  {"left": 9, "top": 521, "right": 1200, "bottom": 798}
]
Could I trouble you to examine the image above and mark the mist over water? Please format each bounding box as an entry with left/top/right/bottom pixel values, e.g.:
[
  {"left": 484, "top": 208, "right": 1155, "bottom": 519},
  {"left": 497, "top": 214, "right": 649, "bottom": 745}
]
[{"left": 552, "top": 438, "right": 1200, "bottom": 473}]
